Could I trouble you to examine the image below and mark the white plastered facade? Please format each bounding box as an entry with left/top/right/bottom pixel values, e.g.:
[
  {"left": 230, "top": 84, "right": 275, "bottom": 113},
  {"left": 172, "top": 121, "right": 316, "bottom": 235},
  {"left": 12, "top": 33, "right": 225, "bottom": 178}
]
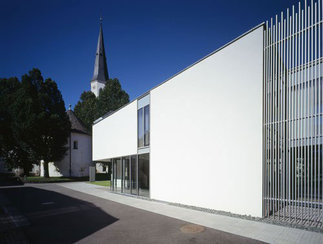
[
  {"left": 92, "top": 25, "right": 264, "bottom": 217},
  {"left": 40, "top": 132, "right": 92, "bottom": 177},
  {"left": 93, "top": 101, "right": 137, "bottom": 160}
]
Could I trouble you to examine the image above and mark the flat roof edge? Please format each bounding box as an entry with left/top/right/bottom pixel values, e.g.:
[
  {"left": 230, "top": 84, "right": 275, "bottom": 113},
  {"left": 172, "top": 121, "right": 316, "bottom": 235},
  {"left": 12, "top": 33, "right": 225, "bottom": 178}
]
[{"left": 93, "top": 22, "right": 265, "bottom": 125}]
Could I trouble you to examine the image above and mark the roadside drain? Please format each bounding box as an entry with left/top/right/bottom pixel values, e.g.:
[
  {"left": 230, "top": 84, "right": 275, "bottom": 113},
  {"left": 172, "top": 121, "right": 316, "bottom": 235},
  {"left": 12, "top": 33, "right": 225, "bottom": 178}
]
[{"left": 180, "top": 224, "right": 205, "bottom": 233}]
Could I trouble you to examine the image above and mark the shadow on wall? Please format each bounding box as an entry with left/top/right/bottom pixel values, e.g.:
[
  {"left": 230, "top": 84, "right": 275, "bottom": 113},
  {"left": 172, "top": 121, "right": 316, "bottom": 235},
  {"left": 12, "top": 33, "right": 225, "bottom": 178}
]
[{"left": 0, "top": 186, "right": 118, "bottom": 243}]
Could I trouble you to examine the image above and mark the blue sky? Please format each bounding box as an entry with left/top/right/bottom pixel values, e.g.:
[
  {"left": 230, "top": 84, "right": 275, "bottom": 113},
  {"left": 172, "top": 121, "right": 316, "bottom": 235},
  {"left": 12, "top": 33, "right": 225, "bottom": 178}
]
[{"left": 0, "top": 0, "right": 299, "bottom": 109}]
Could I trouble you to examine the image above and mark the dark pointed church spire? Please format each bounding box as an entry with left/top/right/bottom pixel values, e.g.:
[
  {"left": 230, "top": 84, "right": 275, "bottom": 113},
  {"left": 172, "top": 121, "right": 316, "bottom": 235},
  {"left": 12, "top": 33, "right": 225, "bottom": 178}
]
[{"left": 91, "top": 18, "right": 109, "bottom": 83}]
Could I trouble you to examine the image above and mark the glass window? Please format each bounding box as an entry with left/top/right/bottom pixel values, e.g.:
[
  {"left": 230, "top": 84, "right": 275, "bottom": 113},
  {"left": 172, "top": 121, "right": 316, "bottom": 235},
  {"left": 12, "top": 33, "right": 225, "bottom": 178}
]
[
  {"left": 144, "top": 105, "right": 150, "bottom": 146},
  {"left": 131, "top": 156, "right": 137, "bottom": 195},
  {"left": 112, "top": 159, "right": 116, "bottom": 191},
  {"left": 138, "top": 105, "right": 150, "bottom": 148},
  {"left": 73, "top": 141, "right": 78, "bottom": 149},
  {"left": 138, "top": 153, "right": 149, "bottom": 197},
  {"left": 112, "top": 158, "right": 122, "bottom": 192},
  {"left": 123, "top": 157, "right": 130, "bottom": 194},
  {"left": 138, "top": 108, "right": 144, "bottom": 147}
]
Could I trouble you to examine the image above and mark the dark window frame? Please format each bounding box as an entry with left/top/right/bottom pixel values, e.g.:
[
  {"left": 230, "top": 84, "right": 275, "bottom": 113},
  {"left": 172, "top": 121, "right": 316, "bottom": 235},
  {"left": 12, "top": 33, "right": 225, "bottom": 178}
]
[{"left": 73, "top": 140, "right": 78, "bottom": 149}]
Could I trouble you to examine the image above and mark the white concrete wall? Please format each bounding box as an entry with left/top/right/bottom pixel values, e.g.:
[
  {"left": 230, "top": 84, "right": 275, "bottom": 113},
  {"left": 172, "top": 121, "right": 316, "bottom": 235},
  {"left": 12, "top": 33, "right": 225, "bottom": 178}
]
[
  {"left": 150, "top": 26, "right": 264, "bottom": 217},
  {"left": 93, "top": 101, "right": 137, "bottom": 160}
]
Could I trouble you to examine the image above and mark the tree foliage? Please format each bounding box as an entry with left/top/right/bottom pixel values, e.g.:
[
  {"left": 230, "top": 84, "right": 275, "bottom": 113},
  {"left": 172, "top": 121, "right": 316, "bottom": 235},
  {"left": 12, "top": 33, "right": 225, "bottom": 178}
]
[
  {"left": 96, "top": 78, "right": 129, "bottom": 117},
  {"left": 74, "top": 78, "right": 129, "bottom": 130},
  {"left": 0, "top": 77, "right": 35, "bottom": 172},
  {"left": 74, "top": 91, "right": 97, "bottom": 130},
  {"left": 0, "top": 69, "right": 70, "bottom": 177}
]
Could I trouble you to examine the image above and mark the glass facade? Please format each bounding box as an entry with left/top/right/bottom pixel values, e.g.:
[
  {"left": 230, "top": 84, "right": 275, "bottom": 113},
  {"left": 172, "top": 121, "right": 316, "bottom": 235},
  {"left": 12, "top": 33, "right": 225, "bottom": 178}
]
[
  {"left": 110, "top": 94, "right": 150, "bottom": 198},
  {"left": 111, "top": 154, "right": 149, "bottom": 197}
]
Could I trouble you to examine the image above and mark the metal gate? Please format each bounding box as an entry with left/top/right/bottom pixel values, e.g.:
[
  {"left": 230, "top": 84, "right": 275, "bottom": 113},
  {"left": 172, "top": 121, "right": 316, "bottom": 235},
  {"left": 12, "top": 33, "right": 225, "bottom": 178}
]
[{"left": 263, "top": 0, "right": 322, "bottom": 228}]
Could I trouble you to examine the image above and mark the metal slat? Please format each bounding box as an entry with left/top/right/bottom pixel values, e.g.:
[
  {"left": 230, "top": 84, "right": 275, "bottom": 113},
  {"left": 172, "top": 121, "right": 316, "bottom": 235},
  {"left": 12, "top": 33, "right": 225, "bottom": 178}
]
[
  {"left": 264, "top": 0, "right": 322, "bottom": 227},
  {"left": 278, "top": 18, "right": 281, "bottom": 220},
  {"left": 265, "top": 21, "right": 270, "bottom": 218},
  {"left": 271, "top": 17, "right": 275, "bottom": 218},
  {"left": 311, "top": 0, "right": 314, "bottom": 219},
  {"left": 280, "top": 11, "right": 285, "bottom": 219},
  {"left": 318, "top": 0, "right": 322, "bottom": 224},
  {"left": 283, "top": 16, "right": 287, "bottom": 220},
  {"left": 300, "top": 7, "right": 305, "bottom": 221},
  {"left": 292, "top": 5, "right": 296, "bottom": 219},
  {"left": 274, "top": 15, "right": 279, "bottom": 219},
  {"left": 314, "top": 1, "right": 318, "bottom": 224},
  {"left": 287, "top": 9, "right": 293, "bottom": 221},
  {"left": 307, "top": 4, "right": 311, "bottom": 219},
  {"left": 303, "top": 0, "right": 308, "bottom": 219},
  {"left": 267, "top": 19, "right": 272, "bottom": 217},
  {"left": 295, "top": 7, "right": 300, "bottom": 221},
  {"left": 298, "top": 3, "right": 302, "bottom": 222}
]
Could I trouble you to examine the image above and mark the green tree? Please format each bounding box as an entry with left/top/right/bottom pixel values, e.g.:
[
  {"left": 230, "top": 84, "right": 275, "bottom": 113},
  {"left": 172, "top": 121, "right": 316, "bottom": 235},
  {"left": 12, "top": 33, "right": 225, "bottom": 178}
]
[
  {"left": 96, "top": 78, "right": 129, "bottom": 118},
  {"left": 0, "top": 69, "right": 70, "bottom": 177},
  {"left": 74, "top": 91, "right": 97, "bottom": 130},
  {"left": 74, "top": 78, "right": 129, "bottom": 130},
  {"left": 0, "top": 77, "right": 20, "bottom": 156},
  {"left": 0, "top": 77, "right": 36, "bottom": 173},
  {"left": 37, "top": 77, "right": 71, "bottom": 177}
]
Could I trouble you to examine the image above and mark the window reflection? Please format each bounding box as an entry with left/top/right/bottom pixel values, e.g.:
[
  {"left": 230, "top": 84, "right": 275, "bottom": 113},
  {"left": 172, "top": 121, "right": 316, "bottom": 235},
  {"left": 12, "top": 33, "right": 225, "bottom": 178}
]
[
  {"left": 144, "top": 105, "right": 150, "bottom": 146},
  {"left": 138, "top": 105, "right": 150, "bottom": 148},
  {"left": 112, "top": 158, "right": 122, "bottom": 192},
  {"left": 131, "top": 156, "right": 137, "bottom": 195},
  {"left": 138, "top": 153, "right": 149, "bottom": 197},
  {"left": 138, "top": 108, "right": 144, "bottom": 147},
  {"left": 123, "top": 157, "right": 130, "bottom": 194}
]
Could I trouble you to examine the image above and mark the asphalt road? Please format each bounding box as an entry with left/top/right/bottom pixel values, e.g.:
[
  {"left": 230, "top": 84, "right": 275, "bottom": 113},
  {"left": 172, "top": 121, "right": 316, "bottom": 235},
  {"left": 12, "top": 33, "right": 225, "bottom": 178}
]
[{"left": 0, "top": 184, "right": 267, "bottom": 244}]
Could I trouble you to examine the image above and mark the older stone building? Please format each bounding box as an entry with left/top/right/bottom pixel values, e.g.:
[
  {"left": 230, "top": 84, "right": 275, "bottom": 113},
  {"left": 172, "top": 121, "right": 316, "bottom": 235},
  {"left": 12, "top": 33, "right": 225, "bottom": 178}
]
[{"left": 39, "top": 108, "right": 92, "bottom": 177}]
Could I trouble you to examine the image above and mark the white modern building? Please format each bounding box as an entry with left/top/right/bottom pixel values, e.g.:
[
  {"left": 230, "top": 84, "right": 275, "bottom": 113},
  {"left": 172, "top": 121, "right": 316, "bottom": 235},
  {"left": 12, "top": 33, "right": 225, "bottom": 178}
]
[{"left": 93, "top": 0, "right": 322, "bottom": 228}]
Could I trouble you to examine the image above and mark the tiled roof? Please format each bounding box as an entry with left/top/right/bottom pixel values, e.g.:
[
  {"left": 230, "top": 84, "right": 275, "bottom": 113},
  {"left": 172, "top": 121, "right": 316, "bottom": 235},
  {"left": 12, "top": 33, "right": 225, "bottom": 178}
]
[{"left": 66, "top": 110, "right": 90, "bottom": 135}]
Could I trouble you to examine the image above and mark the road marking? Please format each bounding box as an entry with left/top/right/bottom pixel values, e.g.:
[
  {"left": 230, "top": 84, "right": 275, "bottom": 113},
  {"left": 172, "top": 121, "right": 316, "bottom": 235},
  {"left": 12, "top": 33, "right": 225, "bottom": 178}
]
[
  {"left": 27, "top": 204, "right": 93, "bottom": 219},
  {"left": 41, "top": 202, "right": 54, "bottom": 205}
]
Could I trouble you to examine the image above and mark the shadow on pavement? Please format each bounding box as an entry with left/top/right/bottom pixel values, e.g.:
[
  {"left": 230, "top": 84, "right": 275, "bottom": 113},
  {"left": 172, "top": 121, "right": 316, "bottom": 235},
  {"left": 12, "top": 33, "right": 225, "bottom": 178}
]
[
  {"left": 0, "top": 186, "right": 118, "bottom": 243},
  {"left": 0, "top": 173, "right": 24, "bottom": 186}
]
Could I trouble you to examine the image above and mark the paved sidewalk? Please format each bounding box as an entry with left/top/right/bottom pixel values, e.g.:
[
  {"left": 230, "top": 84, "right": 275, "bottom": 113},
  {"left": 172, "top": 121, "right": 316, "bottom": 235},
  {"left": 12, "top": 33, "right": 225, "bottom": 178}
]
[{"left": 57, "top": 182, "right": 323, "bottom": 244}]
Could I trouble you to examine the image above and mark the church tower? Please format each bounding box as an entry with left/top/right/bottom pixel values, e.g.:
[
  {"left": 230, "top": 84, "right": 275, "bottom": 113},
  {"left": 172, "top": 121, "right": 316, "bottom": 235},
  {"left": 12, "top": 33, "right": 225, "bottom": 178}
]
[{"left": 91, "top": 19, "right": 109, "bottom": 97}]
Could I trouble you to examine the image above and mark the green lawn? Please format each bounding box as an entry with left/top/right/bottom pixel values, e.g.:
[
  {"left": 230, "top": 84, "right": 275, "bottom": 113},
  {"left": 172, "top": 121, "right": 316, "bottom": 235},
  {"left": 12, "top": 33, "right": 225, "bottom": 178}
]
[
  {"left": 25, "top": 176, "right": 88, "bottom": 183},
  {"left": 24, "top": 174, "right": 110, "bottom": 184},
  {"left": 89, "top": 180, "right": 111, "bottom": 187}
]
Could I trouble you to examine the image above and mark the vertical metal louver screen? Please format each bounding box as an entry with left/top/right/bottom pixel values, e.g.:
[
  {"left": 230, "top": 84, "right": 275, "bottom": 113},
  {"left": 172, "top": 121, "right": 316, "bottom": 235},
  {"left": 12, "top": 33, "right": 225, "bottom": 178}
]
[{"left": 263, "top": 0, "right": 323, "bottom": 228}]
